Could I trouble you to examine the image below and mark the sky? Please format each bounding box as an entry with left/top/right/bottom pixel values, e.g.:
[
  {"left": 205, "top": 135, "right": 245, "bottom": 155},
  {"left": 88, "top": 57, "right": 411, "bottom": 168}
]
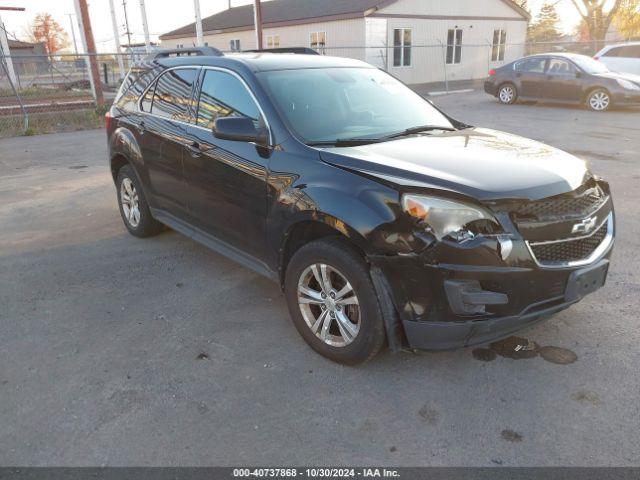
[{"left": 0, "top": 0, "right": 584, "bottom": 53}]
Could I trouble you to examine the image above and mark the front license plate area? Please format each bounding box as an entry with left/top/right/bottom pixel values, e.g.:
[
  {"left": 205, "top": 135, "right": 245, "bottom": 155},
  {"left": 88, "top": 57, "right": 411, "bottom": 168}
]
[{"left": 565, "top": 259, "right": 609, "bottom": 302}]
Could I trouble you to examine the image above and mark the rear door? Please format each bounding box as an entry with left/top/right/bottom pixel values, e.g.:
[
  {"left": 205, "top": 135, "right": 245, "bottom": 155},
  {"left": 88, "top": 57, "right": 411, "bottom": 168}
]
[
  {"left": 182, "top": 68, "right": 270, "bottom": 261},
  {"left": 542, "top": 58, "right": 582, "bottom": 102},
  {"left": 514, "top": 57, "right": 548, "bottom": 98},
  {"left": 138, "top": 67, "right": 199, "bottom": 217}
]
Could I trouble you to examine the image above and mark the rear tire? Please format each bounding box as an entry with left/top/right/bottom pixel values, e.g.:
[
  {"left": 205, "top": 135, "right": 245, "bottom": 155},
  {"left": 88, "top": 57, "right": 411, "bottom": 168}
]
[
  {"left": 116, "top": 164, "right": 163, "bottom": 238},
  {"left": 497, "top": 83, "right": 517, "bottom": 105},
  {"left": 284, "top": 237, "right": 386, "bottom": 365},
  {"left": 586, "top": 88, "right": 611, "bottom": 112}
]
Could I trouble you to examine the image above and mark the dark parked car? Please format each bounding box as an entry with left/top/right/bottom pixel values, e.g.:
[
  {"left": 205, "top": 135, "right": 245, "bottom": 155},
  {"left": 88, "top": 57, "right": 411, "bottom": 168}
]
[
  {"left": 484, "top": 52, "right": 640, "bottom": 111},
  {"left": 107, "top": 48, "right": 615, "bottom": 364}
]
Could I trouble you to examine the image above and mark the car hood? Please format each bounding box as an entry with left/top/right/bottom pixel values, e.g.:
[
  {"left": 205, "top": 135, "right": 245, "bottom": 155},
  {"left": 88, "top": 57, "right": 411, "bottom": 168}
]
[
  {"left": 319, "top": 128, "right": 591, "bottom": 201},
  {"left": 594, "top": 71, "right": 640, "bottom": 84}
]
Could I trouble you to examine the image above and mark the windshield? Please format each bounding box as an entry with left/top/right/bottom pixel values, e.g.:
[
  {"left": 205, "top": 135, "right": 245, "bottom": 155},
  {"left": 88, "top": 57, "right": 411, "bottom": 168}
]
[
  {"left": 572, "top": 56, "right": 610, "bottom": 74},
  {"left": 257, "top": 67, "right": 454, "bottom": 145}
]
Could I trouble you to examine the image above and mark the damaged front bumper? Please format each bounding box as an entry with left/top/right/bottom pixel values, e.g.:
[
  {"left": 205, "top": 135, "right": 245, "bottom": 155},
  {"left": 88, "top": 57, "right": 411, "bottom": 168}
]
[{"left": 369, "top": 223, "right": 614, "bottom": 351}]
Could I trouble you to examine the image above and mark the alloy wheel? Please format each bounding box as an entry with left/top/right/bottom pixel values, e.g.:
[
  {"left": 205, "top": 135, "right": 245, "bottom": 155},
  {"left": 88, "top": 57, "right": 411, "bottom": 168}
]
[
  {"left": 499, "top": 85, "right": 515, "bottom": 104},
  {"left": 297, "top": 263, "right": 361, "bottom": 347},
  {"left": 589, "top": 91, "right": 610, "bottom": 111},
  {"left": 120, "top": 177, "right": 141, "bottom": 228}
]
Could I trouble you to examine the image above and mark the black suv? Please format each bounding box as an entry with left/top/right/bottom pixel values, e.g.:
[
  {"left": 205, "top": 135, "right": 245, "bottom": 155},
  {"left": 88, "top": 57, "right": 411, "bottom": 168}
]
[{"left": 107, "top": 47, "right": 615, "bottom": 364}]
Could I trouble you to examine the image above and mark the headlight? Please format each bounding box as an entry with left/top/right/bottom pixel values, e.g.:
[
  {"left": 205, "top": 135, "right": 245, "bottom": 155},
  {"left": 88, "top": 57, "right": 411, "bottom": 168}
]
[
  {"left": 617, "top": 79, "right": 640, "bottom": 91},
  {"left": 402, "top": 194, "right": 500, "bottom": 240}
]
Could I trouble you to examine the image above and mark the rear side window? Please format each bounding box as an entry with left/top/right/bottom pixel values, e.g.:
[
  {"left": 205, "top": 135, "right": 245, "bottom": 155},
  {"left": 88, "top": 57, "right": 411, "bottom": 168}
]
[
  {"left": 196, "top": 70, "right": 260, "bottom": 129},
  {"left": 114, "top": 65, "right": 160, "bottom": 112},
  {"left": 604, "top": 45, "right": 640, "bottom": 58},
  {"left": 150, "top": 68, "right": 198, "bottom": 122},
  {"left": 515, "top": 58, "right": 547, "bottom": 73}
]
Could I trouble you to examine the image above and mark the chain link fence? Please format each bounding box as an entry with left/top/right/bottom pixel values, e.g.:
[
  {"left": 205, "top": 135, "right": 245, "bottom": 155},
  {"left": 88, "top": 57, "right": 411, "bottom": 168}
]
[
  {"left": 0, "top": 40, "right": 628, "bottom": 138},
  {"left": 0, "top": 52, "right": 133, "bottom": 138}
]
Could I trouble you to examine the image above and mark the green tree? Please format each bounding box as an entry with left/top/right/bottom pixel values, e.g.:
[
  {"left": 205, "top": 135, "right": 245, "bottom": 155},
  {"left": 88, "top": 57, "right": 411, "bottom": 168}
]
[
  {"left": 528, "top": 2, "right": 562, "bottom": 42},
  {"left": 613, "top": 0, "right": 640, "bottom": 39}
]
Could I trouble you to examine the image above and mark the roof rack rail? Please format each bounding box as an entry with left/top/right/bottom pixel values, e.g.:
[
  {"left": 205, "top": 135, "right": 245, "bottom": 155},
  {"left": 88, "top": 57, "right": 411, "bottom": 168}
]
[
  {"left": 151, "top": 46, "right": 224, "bottom": 59},
  {"left": 243, "top": 47, "right": 319, "bottom": 55}
]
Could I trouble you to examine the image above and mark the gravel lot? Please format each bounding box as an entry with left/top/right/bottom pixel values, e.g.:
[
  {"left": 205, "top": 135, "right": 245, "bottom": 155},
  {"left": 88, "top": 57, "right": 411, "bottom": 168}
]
[{"left": 0, "top": 91, "right": 639, "bottom": 466}]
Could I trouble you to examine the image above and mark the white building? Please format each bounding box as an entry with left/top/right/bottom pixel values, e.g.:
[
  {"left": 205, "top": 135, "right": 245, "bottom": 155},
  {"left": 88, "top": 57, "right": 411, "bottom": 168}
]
[{"left": 159, "top": 0, "right": 530, "bottom": 85}]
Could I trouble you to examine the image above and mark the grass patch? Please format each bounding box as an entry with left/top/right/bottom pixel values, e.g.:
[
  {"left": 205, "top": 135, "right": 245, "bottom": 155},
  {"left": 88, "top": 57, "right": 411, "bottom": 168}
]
[{"left": 0, "top": 104, "right": 111, "bottom": 138}]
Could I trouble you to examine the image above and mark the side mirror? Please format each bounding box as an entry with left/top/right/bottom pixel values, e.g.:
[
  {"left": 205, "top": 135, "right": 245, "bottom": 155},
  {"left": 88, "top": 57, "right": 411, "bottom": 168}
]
[
  {"left": 213, "top": 117, "right": 269, "bottom": 146},
  {"left": 575, "top": 71, "right": 583, "bottom": 78}
]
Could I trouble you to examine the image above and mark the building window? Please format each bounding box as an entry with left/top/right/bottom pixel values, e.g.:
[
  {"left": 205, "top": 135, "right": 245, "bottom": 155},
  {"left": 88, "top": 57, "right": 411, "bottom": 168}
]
[
  {"left": 446, "top": 29, "right": 463, "bottom": 65},
  {"left": 310, "top": 31, "right": 326, "bottom": 53},
  {"left": 229, "top": 39, "right": 241, "bottom": 51},
  {"left": 492, "top": 29, "right": 506, "bottom": 61},
  {"left": 176, "top": 44, "right": 184, "bottom": 49},
  {"left": 266, "top": 35, "right": 280, "bottom": 49},
  {"left": 204, "top": 42, "right": 209, "bottom": 47},
  {"left": 393, "top": 28, "right": 412, "bottom": 67}
]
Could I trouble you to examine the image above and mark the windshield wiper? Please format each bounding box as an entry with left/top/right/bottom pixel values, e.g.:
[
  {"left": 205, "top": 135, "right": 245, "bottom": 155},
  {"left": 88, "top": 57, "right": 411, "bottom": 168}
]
[
  {"left": 380, "top": 124, "right": 456, "bottom": 141},
  {"left": 306, "top": 138, "right": 386, "bottom": 147},
  {"left": 305, "top": 125, "right": 457, "bottom": 148}
]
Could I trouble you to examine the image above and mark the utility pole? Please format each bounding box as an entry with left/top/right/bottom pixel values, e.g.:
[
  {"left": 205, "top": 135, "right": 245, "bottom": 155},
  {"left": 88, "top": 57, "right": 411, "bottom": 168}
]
[
  {"left": 108, "top": 0, "right": 125, "bottom": 78},
  {"left": 122, "top": 0, "right": 132, "bottom": 47},
  {"left": 66, "top": 14, "right": 79, "bottom": 56},
  {"left": 253, "top": 0, "right": 263, "bottom": 50},
  {"left": 138, "top": 0, "right": 151, "bottom": 52},
  {"left": 194, "top": 0, "right": 203, "bottom": 46},
  {"left": 0, "top": 6, "right": 23, "bottom": 87},
  {"left": 73, "top": 0, "right": 104, "bottom": 106}
]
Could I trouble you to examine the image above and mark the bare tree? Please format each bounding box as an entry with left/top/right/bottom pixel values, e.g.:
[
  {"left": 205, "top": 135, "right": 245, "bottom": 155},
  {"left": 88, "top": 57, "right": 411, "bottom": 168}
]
[{"left": 570, "top": 0, "right": 623, "bottom": 47}]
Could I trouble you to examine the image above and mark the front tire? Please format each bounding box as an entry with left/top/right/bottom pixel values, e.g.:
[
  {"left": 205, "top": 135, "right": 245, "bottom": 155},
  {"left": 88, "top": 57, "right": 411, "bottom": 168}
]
[
  {"left": 116, "top": 165, "right": 163, "bottom": 238},
  {"left": 497, "top": 83, "right": 517, "bottom": 105},
  {"left": 586, "top": 88, "right": 611, "bottom": 112},
  {"left": 284, "top": 238, "right": 386, "bottom": 365}
]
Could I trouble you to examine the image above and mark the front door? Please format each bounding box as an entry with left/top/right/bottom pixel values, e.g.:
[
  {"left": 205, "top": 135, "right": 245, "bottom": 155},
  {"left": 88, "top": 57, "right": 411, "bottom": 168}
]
[
  {"left": 542, "top": 58, "right": 582, "bottom": 102},
  {"left": 138, "top": 67, "right": 199, "bottom": 216},
  {"left": 182, "top": 68, "right": 270, "bottom": 261}
]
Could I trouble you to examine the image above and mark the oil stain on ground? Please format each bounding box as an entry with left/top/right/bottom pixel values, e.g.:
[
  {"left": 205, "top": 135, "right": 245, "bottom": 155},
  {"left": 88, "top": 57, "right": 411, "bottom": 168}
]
[
  {"left": 571, "top": 390, "right": 601, "bottom": 405},
  {"left": 501, "top": 429, "right": 523, "bottom": 442},
  {"left": 418, "top": 405, "right": 441, "bottom": 425},
  {"left": 471, "top": 336, "right": 578, "bottom": 364},
  {"left": 538, "top": 346, "right": 578, "bottom": 364}
]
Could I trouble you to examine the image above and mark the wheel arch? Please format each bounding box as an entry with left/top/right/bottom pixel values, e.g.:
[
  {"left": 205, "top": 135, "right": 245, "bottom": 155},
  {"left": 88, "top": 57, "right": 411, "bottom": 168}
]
[
  {"left": 278, "top": 214, "right": 370, "bottom": 287},
  {"left": 582, "top": 85, "right": 611, "bottom": 103}
]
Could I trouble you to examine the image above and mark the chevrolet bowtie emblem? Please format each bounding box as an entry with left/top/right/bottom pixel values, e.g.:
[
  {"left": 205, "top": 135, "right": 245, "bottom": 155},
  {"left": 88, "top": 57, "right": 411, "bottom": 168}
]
[{"left": 571, "top": 216, "right": 598, "bottom": 235}]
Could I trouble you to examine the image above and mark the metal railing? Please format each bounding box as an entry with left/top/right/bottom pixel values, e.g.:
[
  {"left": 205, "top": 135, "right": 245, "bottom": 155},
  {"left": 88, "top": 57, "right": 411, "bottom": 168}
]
[{"left": 0, "top": 40, "right": 630, "bottom": 138}]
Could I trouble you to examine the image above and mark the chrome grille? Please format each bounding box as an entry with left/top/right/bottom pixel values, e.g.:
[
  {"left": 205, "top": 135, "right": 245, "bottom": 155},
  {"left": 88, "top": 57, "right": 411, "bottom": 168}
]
[{"left": 527, "top": 215, "right": 612, "bottom": 267}]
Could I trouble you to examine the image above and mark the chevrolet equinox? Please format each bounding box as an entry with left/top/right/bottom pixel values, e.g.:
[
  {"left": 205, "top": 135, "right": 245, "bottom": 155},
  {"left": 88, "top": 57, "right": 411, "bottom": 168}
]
[{"left": 107, "top": 48, "right": 615, "bottom": 364}]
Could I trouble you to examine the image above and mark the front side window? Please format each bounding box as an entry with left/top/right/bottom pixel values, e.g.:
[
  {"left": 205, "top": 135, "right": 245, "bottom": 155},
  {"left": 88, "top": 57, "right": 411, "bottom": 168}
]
[
  {"left": 150, "top": 68, "right": 198, "bottom": 122},
  {"left": 229, "top": 39, "right": 241, "bottom": 51},
  {"left": 196, "top": 69, "right": 260, "bottom": 130},
  {"left": 393, "top": 28, "right": 412, "bottom": 67},
  {"left": 547, "top": 58, "right": 575, "bottom": 75},
  {"left": 310, "top": 32, "right": 326, "bottom": 53},
  {"left": 514, "top": 57, "right": 547, "bottom": 73},
  {"left": 258, "top": 67, "right": 453, "bottom": 144},
  {"left": 446, "top": 29, "right": 463, "bottom": 65},
  {"left": 492, "top": 29, "right": 507, "bottom": 62},
  {"left": 266, "top": 35, "right": 280, "bottom": 49}
]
